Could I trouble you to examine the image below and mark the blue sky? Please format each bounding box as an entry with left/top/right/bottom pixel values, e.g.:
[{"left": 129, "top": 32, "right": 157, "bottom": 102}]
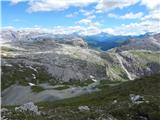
[{"left": 1, "top": 0, "right": 160, "bottom": 35}]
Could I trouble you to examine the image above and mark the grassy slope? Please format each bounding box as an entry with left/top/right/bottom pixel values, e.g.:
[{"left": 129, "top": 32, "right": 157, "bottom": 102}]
[
  {"left": 4, "top": 74, "right": 160, "bottom": 120},
  {"left": 1, "top": 64, "right": 53, "bottom": 90}
]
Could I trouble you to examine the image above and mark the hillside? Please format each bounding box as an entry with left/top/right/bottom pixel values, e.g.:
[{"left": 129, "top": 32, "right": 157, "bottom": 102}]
[
  {"left": 1, "top": 32, "right": 160, "bottom": 105},
  {"left": 2, "top": 74, "right": 160, "bottom": 120}
]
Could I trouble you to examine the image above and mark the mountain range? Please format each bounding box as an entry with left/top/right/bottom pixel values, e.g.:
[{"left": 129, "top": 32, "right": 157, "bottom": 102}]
[{"left": 1, "top": 29, "right": 160, "bottom": 105}]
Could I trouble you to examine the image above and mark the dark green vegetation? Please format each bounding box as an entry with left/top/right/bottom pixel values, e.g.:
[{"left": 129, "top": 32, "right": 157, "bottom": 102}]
[
  {"left": 1, "top": 63, "right": 53, "bottom": 90},
  {"left": 3, "top": 74, "right": 160, "bottom": 120},
  {"left": 31, "top": 86, "right": 45, "bottom": 93},
  {"left": 62, "top": 79, "right": 94, "bottom": 87},
  {"left": 97, "top": 80, "right": 121, "bottom": 89},
  {"left": 53, "top": 85, "right": 70, "bottom": 90},
  {"left": 1, "top": 62, "right": 95, "bottom": 91}
]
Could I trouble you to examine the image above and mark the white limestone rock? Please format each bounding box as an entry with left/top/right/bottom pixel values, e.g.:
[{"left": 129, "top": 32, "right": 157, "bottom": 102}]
[
  {"left": 15, "top": 102, "right": 40, "bottom": 115},
  {"left": 78, "top": 106, "right": 90, "bottom": 112}
]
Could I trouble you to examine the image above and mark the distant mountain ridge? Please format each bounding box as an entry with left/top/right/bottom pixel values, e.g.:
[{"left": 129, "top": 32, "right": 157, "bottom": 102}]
[{"left": 1, "top": 29, "right": 155, "bottom": 51}]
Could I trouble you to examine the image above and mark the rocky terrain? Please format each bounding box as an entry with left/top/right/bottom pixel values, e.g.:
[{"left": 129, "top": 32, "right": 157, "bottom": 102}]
[
  {"left": 1, "top": 30, "right": 160, "bottom": 106},
  {"left": 2, "top": 74, "right": 160, "bottom": 120}
]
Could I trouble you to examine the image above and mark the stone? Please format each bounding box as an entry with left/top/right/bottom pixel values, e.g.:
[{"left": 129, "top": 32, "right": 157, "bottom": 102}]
[
  {"left": 78, "top": 106, "right": 90, "bottom": 112},
  {"left": 1, "top": 108, "right": 8, "bottom": 113},
  {"left": 15, "top": 102, "right": 40, "bottom": 115},
  {"left": 129, "top": 94, "right": 144, "bottom": 104},
  {"left": 112, "top": 100, "right": 118, "bottom": 104}
]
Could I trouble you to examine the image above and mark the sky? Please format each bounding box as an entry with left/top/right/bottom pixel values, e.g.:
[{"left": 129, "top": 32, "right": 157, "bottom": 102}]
[{"left": 1, "top": 0, "right": 160, "bottom": 35}]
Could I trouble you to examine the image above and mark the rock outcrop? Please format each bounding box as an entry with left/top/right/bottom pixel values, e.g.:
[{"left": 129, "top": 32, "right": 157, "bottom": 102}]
[{"left": 15, "top": 102, "right": 40, "bottom": 115}]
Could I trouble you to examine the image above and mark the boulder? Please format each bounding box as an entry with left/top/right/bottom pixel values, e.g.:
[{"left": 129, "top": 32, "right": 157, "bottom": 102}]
[
  {"left": 15, "top": 102, "right": 40, "bottom": 115},
  {"left": 1, "top": 108, "right": 8, "bottom": 113},
  {"left": 66, "top": 38, "right": 88, "bottom": 48},
  {"left": 78, "top": 106, "right": 90, "bottom": 112},
  {"left": 129, "top": 94, "right": 144, "bottom": 104}
]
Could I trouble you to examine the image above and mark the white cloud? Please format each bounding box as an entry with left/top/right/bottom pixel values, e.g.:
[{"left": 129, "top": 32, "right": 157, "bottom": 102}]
[
  {"left": 141, "top": 9, "right": 160, "bottom": 21},
  {"left": 2, "top": 19, "right": 160, "bottom": 36},
  {"left": 78, "top": 19, "right": 92, "bottom": 25},
  {"left": 10, "top": 0, "right": 26, "bottom": 5},
  {"left": 87, "top": 15, "right": 96, "bottom": 19},
  {"left": 141, "top": 0, "right": 160, "bottom": 10},
  {"left": 79, "top": 9, "right": 95, "bottom": 16},
  {"left": 96, "top": 0, "right": 160, "bottom": 12},
  {"left": 79, "top": 26, "right": 101, "bottom": 35},
  {"left": 10, "top": 0, "right": 160, "bottom": 13},
  {"left": 26, "top": 0, "right": 98, "bottom": 13},
  {"left": 2, "top": 26, "right": 15, "bottom": 29},
  {"left": 96, "top": 0, "right": 139, "bottom": 12},
  {"left": 77, "top": 18, "right": 101, "bottom": 27},
  {"left": 50, "top": 26, "right": 84, "bottom": 34},
  {"left": 76, "top": 9, "right": 99, "bottom": 27},
  {"left": 6, "top": 0, "right": 160, "bottom": 36},
  {"left": 108, "top": 12, "right": 143, "bottom": 19},
  {"left": 103, "top": 20, "right": 160, "bottom": 35},
  {"left": 65, "top": 12, "right": 79, "bottom": 18}
]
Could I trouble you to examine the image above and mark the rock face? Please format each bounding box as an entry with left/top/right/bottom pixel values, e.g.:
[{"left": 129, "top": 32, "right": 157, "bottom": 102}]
[
  {"left": 15, "top": 102, "right": 40, "bottom": 115},
  {"left": 1, "top": 31, "right": 160, "bottom": 83},
  {"left": 65, "top": 38, "right": 88, "bottom": 48},
  {"left": 1, "top": 30, "right": 160, "bottom": 83},
  {"left": 118, "top": 33, "right": 160, "bottom": 51},
  {"left": 1, "top": 40, "right": 106, "bottom": 82}
]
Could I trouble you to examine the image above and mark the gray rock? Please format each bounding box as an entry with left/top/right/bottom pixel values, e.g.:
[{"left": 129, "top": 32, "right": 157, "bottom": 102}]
[
  {"left": 1, "top": 108, "right": 8, "bottom": 113},
  {"left": 15, "top": 102, "right": 40, "bottom": 115},
  {"left": 129, "top": 94, "right": 144, "bottom": 104},
  {"left": 106, "top": 115, "right": 118, "bottom": 120},
  {"left": 78, "top": 106, "right": 90, "bottom": 112},
  {"left": 1, "top": 116, "right": 9, "bottom": 120},
  {"left": 112, "top": 100, "right": 118, "bottom": 104}
]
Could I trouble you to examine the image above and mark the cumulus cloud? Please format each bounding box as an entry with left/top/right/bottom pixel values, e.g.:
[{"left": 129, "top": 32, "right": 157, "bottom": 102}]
[
  {"left": 141, "top": 9, "right": 160, "bottom": 21},
  {"left": 96, "top": 0, "right": 139, "bottom": 12},
  {"left": 108, "top": 12, "right": 143, "bottom": 19},
  {"left": 77, "top": 18, "right": 100, "bottom": 27},
  {"left": 103, "top": 20, "right": 160, "bottom": 35},
  {"left": 3, "top": 18, "right": 160, "bottom": 36},
  {"left": 8, "top": 0, "right": 160, "bottom": 35},
  {"left": 10, "top": 0, "right": 26, "bottom": 5},
  {"left": 77, "top": 11, "right": 100, "bottom": 28},
  {"left": 26, "top": 0, "right": 98, "bottom": 12},
  {"left": 141, "top": 0, "right": 160, "bottom": 10},
  {"left": 79, "top": 26, "right": 101, "bottom": 35},
  {"left": 79, "top": 9, "right": 95, "bottom": 16},
  {"left": 10, "top": 0, "right": 160, "bottom": 13},
  {"left": 96, "top": 0, "right": 160, "bottom": 12}
]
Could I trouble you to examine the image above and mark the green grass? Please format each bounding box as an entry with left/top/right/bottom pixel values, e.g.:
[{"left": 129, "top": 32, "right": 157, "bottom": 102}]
[
  {"left": 2, "top": 74, "right": 160, "bottom": 120},
  {"left": 131, "top": 51, "right": 160, "bottom": 63},
  {"left": 37, "top": 74, "right": 160, "bottom": 120},
  {"left": 1, "top": 63, "right": 54, "bottom": 90},
  {"left": 62, "top": 79, "right": 94, "bottom": 87},
  {"left": 53, "top": 85, "right": 70, "bottom": 90},
  {"left": 97, "top": 80, "right": 122, "bottom": 89},
  {"left": 31, "top": 86, "right": 45, "bottom": 93}
]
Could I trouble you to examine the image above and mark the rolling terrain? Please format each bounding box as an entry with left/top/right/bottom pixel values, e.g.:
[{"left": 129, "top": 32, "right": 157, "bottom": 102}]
[{"left": 1, "top": 30, "right": 160, "bottom": 120}]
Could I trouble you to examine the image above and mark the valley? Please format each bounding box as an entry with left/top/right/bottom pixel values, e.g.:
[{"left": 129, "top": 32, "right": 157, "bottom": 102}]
[{"left": 1, "top": 30, "right": 160, "bottom": 120}]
